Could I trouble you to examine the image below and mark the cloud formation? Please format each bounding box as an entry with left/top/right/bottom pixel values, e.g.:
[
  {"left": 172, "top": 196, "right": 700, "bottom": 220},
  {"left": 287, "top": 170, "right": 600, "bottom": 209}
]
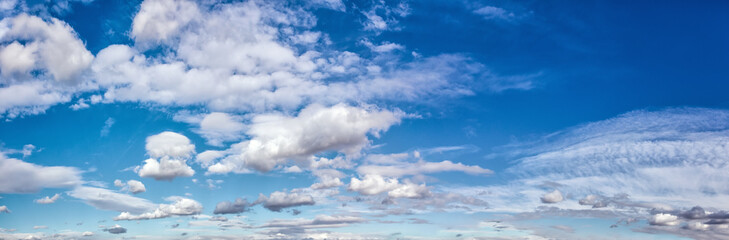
[
  {"left": 114, "top": 196, "right": 202, "bottom": 220},
  {"left": 34, "top": 193, "right": 60, "bottom": 204},
  {"left": 258, "top": 191, "right": 315, "bottom": 212},
  {"left": 67, "top": 186, "right": 156, "bottom": 214},
  {"left": 213, "top": 197, "right": 252, "bottom": 214},
  {"left": 136, "top": 131, "right": 195, "bottom": 180},
  {"left": 0, "top": 154, "right": 81, "bottom": 193}
]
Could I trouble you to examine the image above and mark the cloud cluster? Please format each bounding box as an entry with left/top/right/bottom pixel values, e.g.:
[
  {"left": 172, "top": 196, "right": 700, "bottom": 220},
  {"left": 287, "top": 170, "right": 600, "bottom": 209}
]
[
  {"left": 203, "top": 103, "right": 402, "bottom": 173},
  {"left": 114, "top": 196, "right": 202, "bottom": 220},
  {"left": 136, "top": 131, "right": 195, "bottom": 180},
  {"left": 114, "top": 179, "right": 146, "bottom": 194},
  {"left": 0, "top": 13, "right": 92, "bottom": 117}
]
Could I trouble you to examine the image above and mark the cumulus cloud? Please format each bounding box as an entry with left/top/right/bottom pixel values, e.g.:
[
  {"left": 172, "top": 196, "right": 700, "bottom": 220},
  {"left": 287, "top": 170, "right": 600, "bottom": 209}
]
[
  {"left": 206, "top": 104, "right": 401, "bottom": 173},
  {"left": 131, "top": 0, "right": 200, "bottom": 43},
  {"left": 0, "top": 205, "right": 9, "bottom": 213},
  {"left": 114, "top": 196, "right": 202, "bottom": 220},
  {"left": 257, "top": 191, "right": 315, "bottom": 212},
  {"left": 649, "top": 213, "right": 680, "bottom": 226},
  {"left": 103, "top": 225, "right": 126, "bottom": 234},
  {"left": 34, "top": 193, "right": 60, "bottom": 204},
  {"left": 196, "top": 112, "right": 246, "bottom": 146},
  {"left": 0, "top": 13, "right": 93, "bottom": 117},
  {"left": 213, "top": 197, "right": 252, "bottom": 214},
  {"left": 136, "top": 131, "right": 195, "bottom": 180},
  {"left": 310, "top": 169, "right": 344, "bottom": 190},
  {"left": 540, "top": 190, "right": 564, "bottom": 204},
  {"left": 67, "top": 186, "right": 156, "bottom": 214},
  {"left": 0, "top": 154, "right": 82, "bottom": 193},
  {"left": 126, "top": 180, "right": 146, "bottom": 194},
  {"left": 348, "top": 175, "right": 431, "bottom": 199}
]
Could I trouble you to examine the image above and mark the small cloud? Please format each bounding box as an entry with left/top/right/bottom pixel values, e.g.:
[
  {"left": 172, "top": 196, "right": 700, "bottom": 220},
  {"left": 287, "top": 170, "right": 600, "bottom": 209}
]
[
  {"left": 102, "top": 224, "right": 127, "bottom": 234},
  {"left": 34, "top": 193, "right": 60, "bottom": 204},
  {"left": 32, "top": 226, "right": 47, "bottom": 229},
  {"left": 100, "top": 117, "right": 115, "bottom": 137},
  {"left": 540, "top": 190, "right": 564, "bottom": 204},
  {"left": 649, "top": 213, "right": 680, "bottom": 226}
]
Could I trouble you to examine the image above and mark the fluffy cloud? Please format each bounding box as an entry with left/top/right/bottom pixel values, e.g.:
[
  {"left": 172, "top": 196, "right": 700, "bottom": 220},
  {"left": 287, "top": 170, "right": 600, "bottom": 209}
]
[
  {"left": 310, "top": 169, "right": 344, "bottom": 190},
  {"left": 206, "top": 104, "right": 401, "bottom": 173},
  {"left": 649, "top": 213, "right": 680, "bottom": 226},
  {"left": 0, "top": 14, "right": 92, "bottom": 81},
  {"left": 348, "top": 175, "right": 431, "bottom": 199},
  {"left": 540, "top": 190, "right": 564, "bottom": 204},
  {"left": 0, "top": 14, "right": 93, "bottom": 117},
  {"left": 136, "top": 131, "right": 195, "bottom": 180},
  {"left": 67, "top": 186, "right": 156, "bottom": 214},
  {"left": 131, "top": 0, "right": 200, "bottom": 43},
  {"left": 34, "top": 193, "right": 60, "bottom": 204},
  {"left": 103, "top": 225, "right": 126, "bottom": 234},
  {"left": 114, "top": 196, "right": 202, "bottom": 220},
  {"left": 127, "top": 180, "right": 146, "bottom": 194},
  {"left": 0, "top": 205, "right": 9, "bottom": 213},
  {"left": 257, "top": 191, "right": 315, "bottom": 212},
  {"left": 196, "top": 112, "right": 246, "bottom": 146},
  {"left": 213, "top": 197, "right": 252, "bottom": 214},
  {"left": 0, "top": 154, "right": 82, "bottom": 193}
]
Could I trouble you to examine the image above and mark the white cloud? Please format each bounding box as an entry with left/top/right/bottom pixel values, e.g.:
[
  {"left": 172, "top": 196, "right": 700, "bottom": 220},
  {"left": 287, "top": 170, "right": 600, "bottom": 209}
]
[
  {"left": 348, "top": 174, "right": 431, "bottom": 199},
  {"left": 131, "top": 0, "right": 200, "bottom": 44},
  {"left": 0, "top": 205, "right": 9, "bottom": 213},
  {"left": 540, "top": 190, "right": 564, "bottom": 204},
  {"left": 258, "top": 191, "right": 315, "bottom": 212},
  {"left": 81, "top": 231, "right": 93, "bottom": 236},
  {"left": 473, "top": 6, "right": 515, "bottom": 21},
  {"left": 114, "top": 196, "right": 202, "bottom": 220},
  {"left": 357, "top": 160, "right": 492, "bottom": 177},
  {"left": 261, "top": 214, "right": 365, "bottom": 229},
  {"left": 0, "top": 13, "right": 93, "bottom": 81},
  {"left": 206, "top": 103, "right": 401, "bottom": 173},
  {"left": 21, "top": 144, "right": 35, "bottom": 158},
  {"left": 310, "top": 169, "right": 344, "bottom": 190},
  {"left": 649, "top": 213, "right": 680, "bottom": 226},
  {"left": 34, "top": 193, "right": 60, "bottom": 204},
  {"left": 136, "top": 131, "right": 195, "bottom": 180},
  {"left": 67, "top": 186, "right": 156, "bottom": 214},
  {"left": 126, "top": 180, "right": 146, "bottom": 194},
  {"left": 0, "top": 154, "right": 82, "bottom": 193},
  {"left": 196, "top": 112, "right": 246, "bottom": 146},
  {"left": 100, "top": 117, "right": 114, "bottom": 136},
  {"left": 0, "top": 13, "right": 93, "bottom": 117},
  {"left": 32, "top": 226, "right": 47, "bottom": 229}
]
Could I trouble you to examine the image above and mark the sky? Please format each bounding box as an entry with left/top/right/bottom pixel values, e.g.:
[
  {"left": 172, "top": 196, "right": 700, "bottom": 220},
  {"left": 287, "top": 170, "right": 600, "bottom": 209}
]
[{"left": 0, "top": 0, "right": 728, "bottom": 239}]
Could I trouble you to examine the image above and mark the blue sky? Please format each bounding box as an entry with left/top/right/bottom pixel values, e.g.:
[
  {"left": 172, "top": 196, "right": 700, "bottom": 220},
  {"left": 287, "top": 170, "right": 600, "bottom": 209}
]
[{"left": 0, "top": 0, "right": 727, "bottom": 239}]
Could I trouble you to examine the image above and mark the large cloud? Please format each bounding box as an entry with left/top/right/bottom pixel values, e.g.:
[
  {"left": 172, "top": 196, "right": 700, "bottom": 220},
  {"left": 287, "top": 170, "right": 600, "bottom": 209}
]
[
  {"left": 0, "top": 154, "right": 82, "bottom": 193},
  {"left": 205, "top": 103, "right": 401, "bottom": 173},
  {"left": 114, "top": 196, "right": 202, "bottom": 220},
  {"left": 0, "top": 14, "right": 93, "bottom": 117},
  {"left": 136, "top": 131, "right": 195, "bottom": 180},
  {"left": 67, "top": 186, "right": 156, "bottom": 214}
]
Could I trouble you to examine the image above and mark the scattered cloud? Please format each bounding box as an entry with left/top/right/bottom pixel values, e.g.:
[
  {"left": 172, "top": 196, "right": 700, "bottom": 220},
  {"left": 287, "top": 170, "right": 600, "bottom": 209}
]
[
  {"left": 34, "top": 193, "right": 60, "bottom": 204},
  {"left": 0, "top": 205, "right": 9, "bottom": 213},
  {"left": 102, "top": 224, "right": 126, "bottom": 234},
  {"left": 99, "top": 117, "right": 114, "bottom": 136},
  {"left": 114, "top": 196, "right": 202, "bottom": 220},
  {"left": 540, "top": 190, "right": 564, "bottom": 204}
]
